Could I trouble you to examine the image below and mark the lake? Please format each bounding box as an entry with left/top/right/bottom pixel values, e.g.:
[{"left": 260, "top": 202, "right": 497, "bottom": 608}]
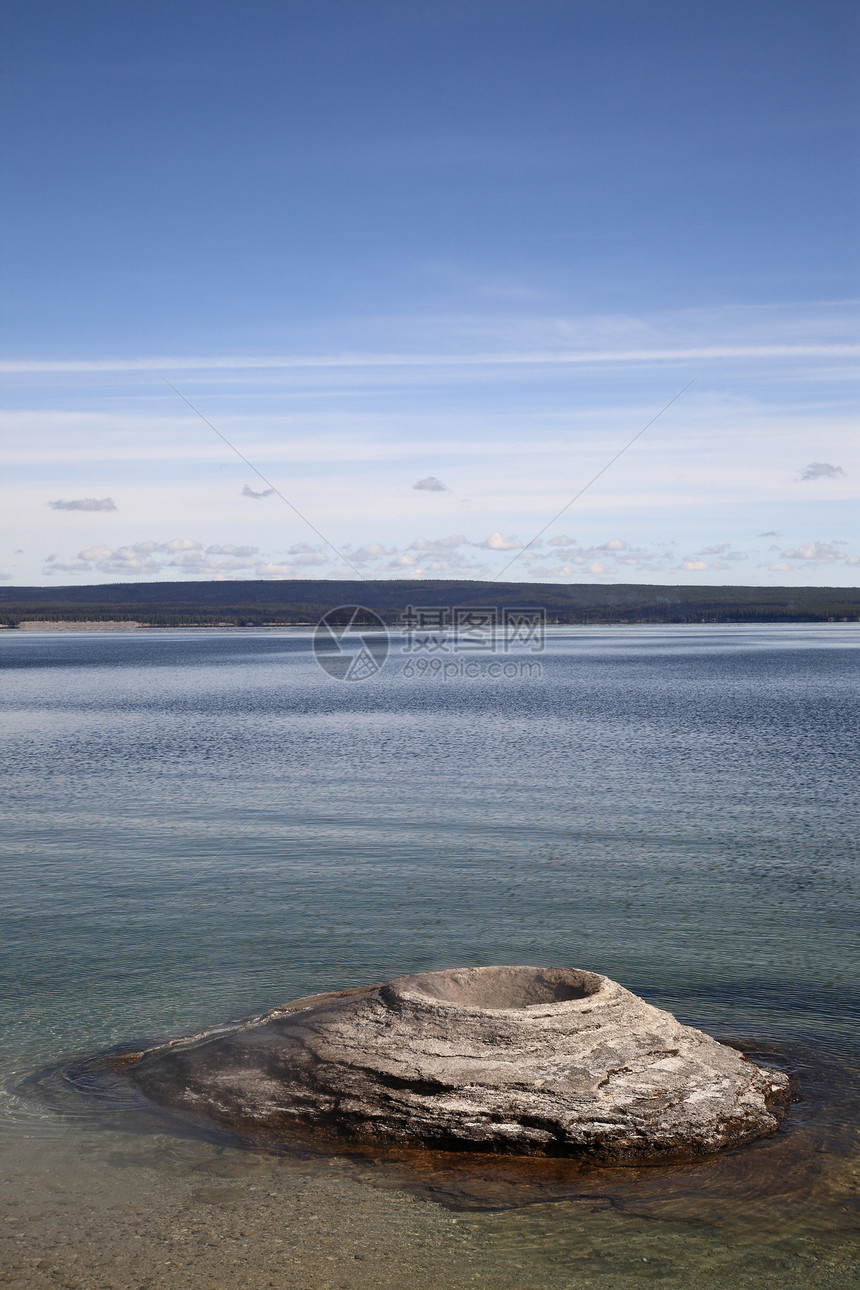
[{"left": 1, "top": 625, "right": 857, "bottom": 1288}]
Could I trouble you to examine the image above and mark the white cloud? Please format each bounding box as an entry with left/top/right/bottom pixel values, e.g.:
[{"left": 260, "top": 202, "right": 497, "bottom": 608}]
[
  {"left": 48, "top": 497, "right": 117, "bottom": 512},
  {"left": 799, "top": 462, "right": 845, "bottom": 481},
  {"left": 780, "top": 540, "right": 843, "bottom": 563},
  {"left": 278, "top": 542, "right": 330, "bottom": 566},
  {"left": 514, "top": 536, "right": 672, "bottom": 577},
  {"left": 420, "top": 558, "right": 466, "bottom": 572},
  {"left": 162, "top": 538, "right": 203, "bottom": 552},
  {"left": 46, "top": 538, "right": 269, "bottom": 580},
  {"left": 242, "top": 484, "right": 275, "bottom": 499},
  {"left": 681, "top": 559, "right": 711, "bottom": 572},
  {"left": 478, "top": 532, "right": 522, "bottom": 550},
  {"left": 255, "top": 563, "right": 295, "bottom": 578},
  {"left": 41, "top": 560, "right": 93, "bottom": 574},
  {"left": 168, "top": 551, "right": 209, "bottom": 569},
  {"left": 413, "top": 476, "right": 447, "bottom": 492},
  {"left": 398, "top": 534, "right": 478, "bottom": 572},
  {"left": 350, "top": 543, "right": 394, "bottom": 563},
  {"left": 291, "top": 551, "right": 328, "bottom": 566},
  {"left": 768, "top": 540, "right": 859, "bottom": 570},
  {"left": 697, "top": 543, "right": 746, "bottom": 560},
  {"left": 409, "top": 534, "right": 468, "bottom": 552},
  {"left": 6, "top": 297, "right": 858, "bottom": 589}
]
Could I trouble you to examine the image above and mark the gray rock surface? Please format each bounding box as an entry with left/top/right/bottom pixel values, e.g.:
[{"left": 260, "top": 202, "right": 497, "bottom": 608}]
[{"left": 126, "top": 966, "right": 790, "bottom": 1160}]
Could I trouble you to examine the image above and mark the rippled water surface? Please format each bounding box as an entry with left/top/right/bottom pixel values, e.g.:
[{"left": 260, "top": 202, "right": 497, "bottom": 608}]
[{"left": 1, "top": 625, "right": 858, "bottom": 1288}]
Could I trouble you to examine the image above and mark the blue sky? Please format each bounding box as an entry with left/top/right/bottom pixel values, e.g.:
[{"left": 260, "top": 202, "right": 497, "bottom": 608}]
[{"left": 2, "top": 0, "right": 858, "bottom": 586}]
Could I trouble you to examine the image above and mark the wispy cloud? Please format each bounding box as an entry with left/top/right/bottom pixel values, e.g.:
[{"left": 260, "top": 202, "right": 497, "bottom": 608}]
[
  {"left": 696, "top": 543, "right": 747, "bottom": 561},
  {"left": 409, "top": 534, "right": 468, "bottom": 552},
  {"left": 799, "top": 461, "right": 845, "bottom": 481},
  {"left": 255, "top": 563, "right": 296, "bottom": 579},
  {"left": 44, "top": 538, "right": 268, "bottom": 580},
  {"left": 206, "top": 543, "right": 259, "bottom": 557},
  {"left": 37, "top": 522, "right": 856, "bottom": 587},
  {"left": 48, "top": 496, "right": 117, "bottom": 512},
  {"left": 5, "top": 342, "right": 860, "bottom": 375},
  {"left": 767, "top": 539, "right": 859, "bottom": 571},
  {"left": 405, "top": 534, "right": 477, "bottom": 573},
  {"left": 349, "top": 543, "right": 395, "bottom": 564},
  {"left": 515, "top": 535, "right": 745, "bottom": 580},
  {"left": 778, "top": 540, "right": 845, "bottom": 563},
  {"left": 6, "top": 297, "right": 856, "bottom": 589},
  {"left": 286, "top": 543, "right": 329, "bottom": 566}
]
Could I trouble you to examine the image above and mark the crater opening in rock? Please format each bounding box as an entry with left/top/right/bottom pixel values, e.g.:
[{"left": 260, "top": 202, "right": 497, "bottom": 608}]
[{"left": 392, "top": 965, "right": 604, "bottom": 1009}]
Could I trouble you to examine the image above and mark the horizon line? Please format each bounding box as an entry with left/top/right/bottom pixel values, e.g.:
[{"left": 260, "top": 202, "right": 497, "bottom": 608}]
[{"left": 1, "top": 575, "right": 858, "bottom": 592}]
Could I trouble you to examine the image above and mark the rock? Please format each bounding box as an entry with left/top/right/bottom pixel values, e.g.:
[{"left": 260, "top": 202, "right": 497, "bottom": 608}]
[{"left": 125, "top": 966, "right": 790, "bottom": 1161}]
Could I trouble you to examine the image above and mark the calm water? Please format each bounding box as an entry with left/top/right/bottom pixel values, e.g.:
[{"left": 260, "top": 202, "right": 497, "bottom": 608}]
[{"left": 1, "top": 625, "right": 858, "bottom": 1288}]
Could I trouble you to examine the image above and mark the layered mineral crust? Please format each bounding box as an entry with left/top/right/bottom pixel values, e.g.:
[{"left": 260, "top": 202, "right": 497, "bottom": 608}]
[{"left": 126, "top": 966, "right": 790, "bottom": 1161}]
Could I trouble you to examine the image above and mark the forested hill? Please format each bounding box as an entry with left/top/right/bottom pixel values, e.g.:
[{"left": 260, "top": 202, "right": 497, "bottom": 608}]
[{"left": 1, "top": 580, "right": 858, "bottom": 627}]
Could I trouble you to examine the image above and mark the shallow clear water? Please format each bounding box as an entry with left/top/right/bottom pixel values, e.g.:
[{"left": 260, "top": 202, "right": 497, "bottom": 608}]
[{"left": 1, "top": 625, "right": 858, "bottom": 1288}]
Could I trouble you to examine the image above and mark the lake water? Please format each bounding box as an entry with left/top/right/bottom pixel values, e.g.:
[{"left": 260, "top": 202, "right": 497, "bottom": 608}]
[{"left": 1, "top": 625, "right": 858, "bottom": 1288}]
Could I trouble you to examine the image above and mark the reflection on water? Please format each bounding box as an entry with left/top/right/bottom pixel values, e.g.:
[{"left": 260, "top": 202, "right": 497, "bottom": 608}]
[{"left": 1, "top": 626, "right": 858, "bottom": 1286}]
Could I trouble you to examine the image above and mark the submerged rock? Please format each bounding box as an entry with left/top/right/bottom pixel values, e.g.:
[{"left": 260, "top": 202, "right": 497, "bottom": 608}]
[{"left": 125, "top": 966, "right": 790, "bottom": 1161}]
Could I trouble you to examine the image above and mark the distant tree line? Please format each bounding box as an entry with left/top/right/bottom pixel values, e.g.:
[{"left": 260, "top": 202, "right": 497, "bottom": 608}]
[{"left": 1, "top": 578, "right": 858, "bottom": 629}]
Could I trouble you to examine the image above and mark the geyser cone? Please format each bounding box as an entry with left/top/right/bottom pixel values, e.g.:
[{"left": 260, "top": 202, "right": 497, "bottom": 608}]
[{"left": 123, "top": 966, "right": 790, "bottom": 1161}]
